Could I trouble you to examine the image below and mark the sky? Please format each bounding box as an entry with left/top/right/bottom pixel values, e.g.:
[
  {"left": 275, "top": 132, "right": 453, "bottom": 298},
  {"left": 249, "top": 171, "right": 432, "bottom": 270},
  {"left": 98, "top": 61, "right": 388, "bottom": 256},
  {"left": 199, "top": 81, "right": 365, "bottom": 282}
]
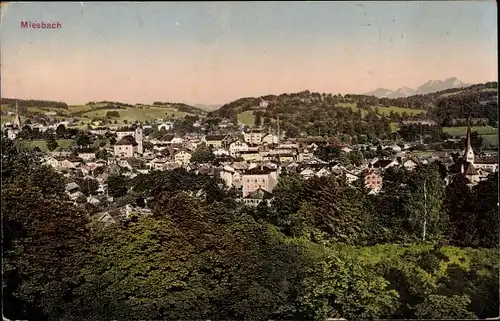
[{"left": 0, "top": 1, "right": 497, "bottom": 105}]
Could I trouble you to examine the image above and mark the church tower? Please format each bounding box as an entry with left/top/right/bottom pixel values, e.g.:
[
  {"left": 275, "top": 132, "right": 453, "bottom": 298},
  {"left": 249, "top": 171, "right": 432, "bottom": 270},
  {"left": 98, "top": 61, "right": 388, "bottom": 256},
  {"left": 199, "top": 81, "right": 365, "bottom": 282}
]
[
  {"left": 13, "top": 101, "right": 22, "bottom": 129},
  {"left": 463, "top": 119, "right": 475, "bottom": 164},
  {"left": 134, "top": 126, "right": 143, "bottom": 154}
]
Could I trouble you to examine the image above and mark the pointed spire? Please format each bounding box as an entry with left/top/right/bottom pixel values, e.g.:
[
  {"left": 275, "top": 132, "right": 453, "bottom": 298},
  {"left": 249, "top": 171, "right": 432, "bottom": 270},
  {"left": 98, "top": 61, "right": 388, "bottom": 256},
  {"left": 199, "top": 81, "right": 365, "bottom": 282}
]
[{"left": 464, "top": 117, "right": 475, "bottom": 164}]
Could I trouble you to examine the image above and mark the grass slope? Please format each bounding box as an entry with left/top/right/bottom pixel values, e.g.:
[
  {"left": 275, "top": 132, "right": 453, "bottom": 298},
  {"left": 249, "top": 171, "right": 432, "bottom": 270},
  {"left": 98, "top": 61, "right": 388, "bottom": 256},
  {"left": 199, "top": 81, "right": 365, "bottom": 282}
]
[
  {"left": 18, "top": 139, "right": 75, "bottom": 152},
  {"left": 443, "top": 126, "right": 498, "bottom": 136},
  {"left": 237, "top": 110, "right": 255, "bottom": 127}
]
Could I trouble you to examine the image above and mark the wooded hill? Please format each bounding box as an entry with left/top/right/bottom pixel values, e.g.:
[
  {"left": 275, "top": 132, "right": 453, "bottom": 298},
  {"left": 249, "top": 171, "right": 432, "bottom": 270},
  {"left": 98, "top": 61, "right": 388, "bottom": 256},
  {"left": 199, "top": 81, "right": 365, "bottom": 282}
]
[{"left": 208, "top": 82, "right": 498, "bottom": 136}]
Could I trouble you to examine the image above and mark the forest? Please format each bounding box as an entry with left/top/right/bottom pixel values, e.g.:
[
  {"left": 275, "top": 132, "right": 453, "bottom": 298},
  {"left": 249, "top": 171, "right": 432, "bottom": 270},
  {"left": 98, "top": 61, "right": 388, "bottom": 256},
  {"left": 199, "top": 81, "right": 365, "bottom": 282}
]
[{"left": 2, "top": 136, "right": 498, "bottom": 321}]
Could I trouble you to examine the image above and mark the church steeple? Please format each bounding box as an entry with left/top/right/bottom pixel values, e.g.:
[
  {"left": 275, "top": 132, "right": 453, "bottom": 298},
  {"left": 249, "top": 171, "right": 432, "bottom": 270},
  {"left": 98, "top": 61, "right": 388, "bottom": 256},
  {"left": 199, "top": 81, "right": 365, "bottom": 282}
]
[
  {"left": 13, "top": 101, "right": 22, "bottom": 129},
  {"left": 463, "top": 118, "right": 474, "bottom": 164}
]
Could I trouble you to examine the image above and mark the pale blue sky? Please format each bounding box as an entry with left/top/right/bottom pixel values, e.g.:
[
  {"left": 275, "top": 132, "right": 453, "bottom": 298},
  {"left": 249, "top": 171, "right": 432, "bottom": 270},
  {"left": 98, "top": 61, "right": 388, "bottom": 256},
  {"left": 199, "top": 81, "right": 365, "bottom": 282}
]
[{"left": 1, "top": 1, "right": 497, "bottom": 105}]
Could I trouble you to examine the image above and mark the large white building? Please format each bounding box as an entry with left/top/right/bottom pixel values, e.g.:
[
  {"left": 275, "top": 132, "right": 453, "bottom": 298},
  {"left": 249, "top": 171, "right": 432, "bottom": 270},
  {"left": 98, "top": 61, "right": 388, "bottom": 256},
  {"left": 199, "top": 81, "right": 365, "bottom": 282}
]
[
  {"left": 243, "top": 128, "right": 264, "bottom": 146},
  {"left": 114, "top": 136, "right": 139, "bottom": 158},
  {"left": 116, "top": 126, "right": 143, "bottom": 154}
]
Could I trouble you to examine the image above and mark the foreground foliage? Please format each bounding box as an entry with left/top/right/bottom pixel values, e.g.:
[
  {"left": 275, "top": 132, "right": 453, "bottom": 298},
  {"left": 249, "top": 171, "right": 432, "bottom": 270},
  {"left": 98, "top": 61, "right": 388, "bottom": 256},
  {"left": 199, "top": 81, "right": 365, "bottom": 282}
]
[{"left": 2, "top": 136, "right": 498, "bottom": 320}]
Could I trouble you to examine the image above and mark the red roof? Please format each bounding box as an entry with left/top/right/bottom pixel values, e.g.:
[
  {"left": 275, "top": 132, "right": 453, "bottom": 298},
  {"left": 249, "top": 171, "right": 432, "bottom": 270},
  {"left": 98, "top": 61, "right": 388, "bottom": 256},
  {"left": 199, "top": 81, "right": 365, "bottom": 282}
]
[{"left": 116, "top": 135, "right": 138, "bottom": 146}]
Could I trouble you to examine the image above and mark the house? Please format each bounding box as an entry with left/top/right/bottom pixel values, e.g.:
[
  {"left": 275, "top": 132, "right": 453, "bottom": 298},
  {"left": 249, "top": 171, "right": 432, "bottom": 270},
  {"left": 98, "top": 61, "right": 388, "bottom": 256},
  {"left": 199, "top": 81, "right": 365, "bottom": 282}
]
[
  {"left": 240, "top": 150, "right": 262, "bottom": 162},
  {"left": 262, "top": 133, "right": 279, "bottom": 145},
  {"left": 297, "top": 148, "right": 315, "bottom": 162},
  {"left": 46, "top": 156, "right": 67, "bottom": 168},
  {"left": 402, "top": 158, "right": 419, "bottom": 171},
  {"left": 241, "top": 188, "right": 273, "bottom": 207},
  {"left": 474, "top": 156, "right": 499, "bottom": 173},
  {"left": 65, "top": 182, "right": 82, "bottom": 200},
  {"left": 89, "top": 127, "right": 109, "bottom": 136},
  {"left": 316, "top": 167, "right": 331, "bottom": 177},
  {"left": 213, "top": 148, "right": 230, "bottom": 157},
  {"left": 174, "top": 150, "right": 192, "bottom": 165},
  {"left": 278, "top": 154, "right": 295, "bottom": 163},
  {"left": 202, "top": 135, "right": 226, "bottom": 148},
  {"left": 372, "top": 159, "right": 398, "bottom": 170},
  {"left": 149, "top": 158, "right": 168, "bottom": 170},
  {"left": 219, "top": 165, "right": 243, "bottom": 189},
  {"left": 243, "top": 128, "right": 264, "bottom": 145},
  {"left": 92, "top": 204, "right": 152, "bottom": 227},
  {"left": 158, "top": 122, "right": 174, "bottom": 131},
  {"left": 242, "top": 166, "right": 279, "bottom": 198},
  {"left": 77, "top": 147, "right": 97, "bottom": 161},
  {"left": 171, "top": 137, "right": 184, "bottom": 145},
  {"left": 229, "top": 140, "right": 249, "bottom": 157},
  {"left": 345, "top": 172, "right": 359, "bottom": 184},
  {"left": 363, "top": 170, "right": 383, "bottom": 193},
  {"left": 114, "top": 135, "right": 139, "bottom": 158},
  {"left": 300, "top": 168, "right": 316, "bottom": 179}
]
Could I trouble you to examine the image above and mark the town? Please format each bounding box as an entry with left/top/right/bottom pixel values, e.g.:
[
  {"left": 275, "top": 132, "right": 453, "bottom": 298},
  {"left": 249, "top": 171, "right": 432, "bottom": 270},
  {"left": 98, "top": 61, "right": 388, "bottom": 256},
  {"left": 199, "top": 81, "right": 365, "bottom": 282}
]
[{"left": 2, "top": 91, "right": 498, "bottom": 224}]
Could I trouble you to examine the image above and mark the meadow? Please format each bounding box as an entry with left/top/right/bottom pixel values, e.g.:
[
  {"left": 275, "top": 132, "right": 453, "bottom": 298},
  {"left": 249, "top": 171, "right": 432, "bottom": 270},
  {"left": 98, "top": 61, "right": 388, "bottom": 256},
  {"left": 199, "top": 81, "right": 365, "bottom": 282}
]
[
  {"left": 237, "top": 110, "right": 255, "bottom": 127},
  {"left": 374, "top": 105, "right": 426, "bottom": 116},
  {"left": 337, "top": 102, "right": 425, "bottom": 117},
  {"left": 442, "top": 126, "right": 498, "bottom": 136},
  {"left": 18, "top": 139, "right": 75, "bottom": 152}
]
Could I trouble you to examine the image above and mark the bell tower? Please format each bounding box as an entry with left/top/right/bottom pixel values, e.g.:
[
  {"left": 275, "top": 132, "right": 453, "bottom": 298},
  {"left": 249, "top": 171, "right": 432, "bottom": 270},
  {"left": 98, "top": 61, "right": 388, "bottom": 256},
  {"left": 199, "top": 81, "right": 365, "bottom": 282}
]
[
  {"left": 13, "top": 101, "right": 22, "bottom": 129},
  {"left": 463, "top": 118, "right": 475, "bottom": 164}
]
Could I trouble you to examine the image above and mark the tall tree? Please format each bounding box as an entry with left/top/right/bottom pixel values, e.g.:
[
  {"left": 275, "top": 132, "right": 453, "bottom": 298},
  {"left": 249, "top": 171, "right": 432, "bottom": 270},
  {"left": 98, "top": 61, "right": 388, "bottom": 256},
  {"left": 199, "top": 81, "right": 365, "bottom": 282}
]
[{"left": 2, "top": 166, "right": 92, "bottom": 320}]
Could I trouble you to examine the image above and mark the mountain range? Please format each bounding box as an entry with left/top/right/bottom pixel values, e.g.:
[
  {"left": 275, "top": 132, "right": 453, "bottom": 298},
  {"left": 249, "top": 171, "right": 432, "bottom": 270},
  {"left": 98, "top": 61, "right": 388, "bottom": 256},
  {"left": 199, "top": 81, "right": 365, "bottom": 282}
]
[{"left": 365, "top": 77, "right": 468, "bottom": 98}]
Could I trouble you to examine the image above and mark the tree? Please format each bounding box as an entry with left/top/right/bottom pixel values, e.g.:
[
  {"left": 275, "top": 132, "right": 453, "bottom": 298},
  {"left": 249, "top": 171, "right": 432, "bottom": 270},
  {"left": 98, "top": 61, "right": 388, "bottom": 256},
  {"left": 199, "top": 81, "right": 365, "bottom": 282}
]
[
  {"left": 75, "top": 132, "right": 92, "bottom": 147},
  {"left": 77, "top": 177, "right": 99, "bottom": 196},
  {"left": 105, "top": 111, "right": 120, "bottom": 118},
  {"left": 255, "top": 112, "right": 262, "bottom": 127},
  {"left": 46, "top": 136, "right": 59, "bottom": 151},
  {"left": 107, "top": 174, "right": 129, "bottom": 198},
  {"left": 2, "top": 167, "right": 92, "bottom": 320},
  {"left": 56, "top": 124, "right": 66, "bottom": 139},
  {"left": 190, "top": 143, "right": 215, "bottom": 163},
  {"left": 294, "top": 254, "right": 399, "bottom": 320},
  {"left": 414, "top": 295, "right": 477, "bottom": 320}
]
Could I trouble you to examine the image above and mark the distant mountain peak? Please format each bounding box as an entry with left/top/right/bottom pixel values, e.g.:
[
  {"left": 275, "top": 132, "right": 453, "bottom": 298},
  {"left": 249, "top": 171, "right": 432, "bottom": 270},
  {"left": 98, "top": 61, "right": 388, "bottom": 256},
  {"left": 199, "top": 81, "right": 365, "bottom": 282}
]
[{"left": 366, "top": 77, "right": 467, "bottom": 98}]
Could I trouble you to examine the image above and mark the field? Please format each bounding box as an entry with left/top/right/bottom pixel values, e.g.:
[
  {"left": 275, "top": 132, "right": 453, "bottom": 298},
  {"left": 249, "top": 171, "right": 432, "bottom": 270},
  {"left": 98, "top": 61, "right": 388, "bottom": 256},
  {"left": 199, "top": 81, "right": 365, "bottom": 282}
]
[
  {"left": 442, "top": 126, "right": 498, "bottom": 136},
  {"left": 337, "top": 102, "right": 425, "bottom": 117},
  {"left": 18, "top": 139, "right": 75, "bottom": 152},
  {"left": 482, "top": 134, "right": 499, "bottom": 148},
  {"left": 439, "top": 91, "right": 462, "bottom": 98},
  {"left": 237, "top": 110, "right": 255, "bottom": 127},
  {"left": 481, "top": 88, "right": 498, "bottom": 92},
  {"left": 374, "top": 106, "right": 426, "bottom": 116}
]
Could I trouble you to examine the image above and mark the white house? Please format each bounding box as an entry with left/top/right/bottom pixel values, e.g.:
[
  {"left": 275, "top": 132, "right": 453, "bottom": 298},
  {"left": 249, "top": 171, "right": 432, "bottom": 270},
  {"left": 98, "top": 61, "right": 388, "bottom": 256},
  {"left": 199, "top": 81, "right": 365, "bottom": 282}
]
[
  {"left": 158, "top": 122, "right": 174, "bottom": 131},
  {"left": 300, "top": 168, "right": 316, "bottom": 179},
  {"left": 262, "top": 134, "right": 279, "bottom": 145},
  {"left": 229, "top": 140, "right": 249, "bottom": 157},
  {"left": 213, "top": 148, "right": 230, "bottom": 157}
]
